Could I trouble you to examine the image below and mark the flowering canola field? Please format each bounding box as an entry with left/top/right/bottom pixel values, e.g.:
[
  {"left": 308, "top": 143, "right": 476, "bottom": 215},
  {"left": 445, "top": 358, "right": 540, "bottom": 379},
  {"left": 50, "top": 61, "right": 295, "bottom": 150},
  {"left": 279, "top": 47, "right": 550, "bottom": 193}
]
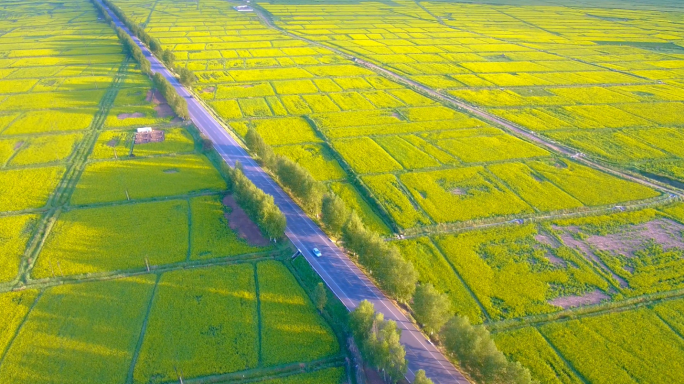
[{"left": 0, "top": 1, "right": 344, "bottom": 383}]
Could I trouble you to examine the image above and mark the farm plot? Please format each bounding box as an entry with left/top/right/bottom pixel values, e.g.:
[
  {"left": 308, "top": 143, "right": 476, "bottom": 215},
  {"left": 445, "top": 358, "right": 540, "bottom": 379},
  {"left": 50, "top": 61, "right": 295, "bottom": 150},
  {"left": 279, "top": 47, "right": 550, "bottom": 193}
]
[
  {"left": 332, "top": 137, "right": 402, "bottom": 174},
  {"left": 273, "top": 144, "right": 346, "bottom": 181},
  {"left": 434, "top": 131, "right": 549, "bottom": 163},
  {"left": 0, "top": 166, "right": 65, "bottom": 212},
  {"left": 70, "top": 154, "right": 226, "bottom": 205},
  {"left": 493, "top": 327, "right": 583, "bottom": 384},
  {"left": 90, "top": 130, "right": 134, "bottom": 159},
  {"left": 32, "top": 200, "right": 189, "bottom": 278},
  {"left": 395, "top": 238, "right": 484, "bottom": 322},
  {"left": 550, "top": 209, "right": 684, "bottom": 297},
  {"left": 258, "top": 367, "right": 346, "bottom": 384},
  {"left": 434, "top": 224, "right": 610, "bottom": 320},
  {"left": 8, "top": 133, "right": 82, "bottom": 166},
  {"left": 528, "top": 158, "right": 660, "bottom": 206},
  {"left": 0, "top": 214, "right": 37, "bottom": 283},
  {"left": 399, "top": 167, "right": 533, "bottom": 224},
  {"left": 131, "top": 127, "right": 195, "bottom": 157},
  {"left": 652, "top": 298, "right": 684, "bottom": 336},
  {"left": 1, "top": 109, "right": 95, "bottom": 135},
  {"left": 487, "top": 162, "right": 583, "bottom": 212},
  {"left": 0, "top": 290, "right": 39, "bottom": 354},
  {"left": 329, "top": 182, "right": 391, "bottom": 235},
  {"left": 257, "top": 260, "right": 339, "bottom": 366},
  {"left": 105, "top": 86, "right": 176, "bottom": 129},
  {"left": 539, "top": 308, "right": 684, "bottom": 384},
  {"left": 0, "top": 277, "right": 156, "bottom": 384},
  {"left": 190, "top": 195, "right": 269, "bottom": 260},
  {"left": 133, "top": 265, "right": 258, "bottom": 383},
  {"left": 251, "top": 117, "right": 322, "bottom": 146},
  {"left": 362, "top": 174, "right": 432, "bottom": 229}
]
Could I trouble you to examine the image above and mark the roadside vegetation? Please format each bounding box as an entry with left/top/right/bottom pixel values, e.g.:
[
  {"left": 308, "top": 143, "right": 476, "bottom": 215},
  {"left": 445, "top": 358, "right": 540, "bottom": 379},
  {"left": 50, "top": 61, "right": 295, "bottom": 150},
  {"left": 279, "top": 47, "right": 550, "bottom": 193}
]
[{"left": 3, "top": 0, "right": 684, "bottom": 383}]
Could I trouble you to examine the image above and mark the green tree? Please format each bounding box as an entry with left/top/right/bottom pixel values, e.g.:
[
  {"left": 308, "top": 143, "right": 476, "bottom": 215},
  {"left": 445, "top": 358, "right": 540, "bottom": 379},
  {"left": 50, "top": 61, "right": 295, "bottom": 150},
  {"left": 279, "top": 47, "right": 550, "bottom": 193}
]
[
  {"left": 229, "top": 166, "right": 286, "bottom": 240},
  {"left": 412, "top": 283, "right": 451, "bottom": 334},
  {"left": 440, "top": 316, "right": 535, "bottom": 384},
  {"left": 377, "top": 247, "right": 417, "bottom": 302},
  {"left": 314, "top": 282, "right": 327, "bottom": 312},
  {"left": 413, "top": 370, "right": 434, "bottom": 384},
  {"left": 341, "top": 211, "right": 368, "bottom": 256},
  {"left": 349, "top": 300, "right": 375, "bottom": 339},
  {"left": 261, "top": 202, "right": 287, "bottom": 240},
  {"left": 244, "top": 127, "right": 275, "bottom": 168},
  {"left": 275, "top": 156, "right": 324, "bottom": 214},
  {"left": 321, "top": 193, "right": 349, "bottom": 236},
  {"left": 161, "top": 49, "right": 175, "bottom": 67},
  {"left": 177, "top": 66, "right": 196, "bottom": 87},
  {"left": 149, "top": 38, "right": 162, "bottom": 54},
  {"left": 350, "top": 301, "right": 408, "bottom": 384},
  {"left": 377, "top": 319, "right": 407, "bottom": 383}
]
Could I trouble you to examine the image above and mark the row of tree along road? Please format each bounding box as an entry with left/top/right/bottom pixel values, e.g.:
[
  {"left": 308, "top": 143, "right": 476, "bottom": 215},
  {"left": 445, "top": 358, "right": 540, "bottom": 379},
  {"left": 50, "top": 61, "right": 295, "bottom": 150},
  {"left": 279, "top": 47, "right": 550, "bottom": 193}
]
[
  {"left": 245, "top": 128, "right": 537, "bottom": 384},
  {"left": 92, "top": 1, "right": 537, "bottom": 381}
]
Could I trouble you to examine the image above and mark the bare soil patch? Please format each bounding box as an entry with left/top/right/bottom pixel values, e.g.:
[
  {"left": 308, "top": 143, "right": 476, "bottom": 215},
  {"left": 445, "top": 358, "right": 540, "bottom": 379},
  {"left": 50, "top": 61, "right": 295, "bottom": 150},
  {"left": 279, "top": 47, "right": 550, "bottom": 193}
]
[
  {"left": 584, "top": 219, "right": 684, "bottom": 257},
  {"left": 117, "top": 112, "right": 145, "bottom": 120},
  {"left": 105, "top": 138, "right": 119, "bottom": 148},
  {"left": 556, "top": 226, "right": 629, "bottom": 288},
  {"left": 545, "top": 251, "right": 566, "bottom": 266},
  {"left": 147, "top": 89, "right": 175, "bottom": 118},
  {"left": 13, "top": 141, "right": 23, "bottom": 150},
  {"left": 222, "top": 195, "right": 269, "bottom": 246},
  {"left": 549, "top": 290, "right": 610, "bottom": 309},
  {"left": 202, "top": 86, "right": 216, "bottom": 93},
  {"left": 155, "top": 104, "right": 174, "bottom": 118},
  {"left": 535, "top": 231, "right": 560, "bottom": 248},
  {"left": 451, "top": 188, "right": 466, "bottom": 195}
]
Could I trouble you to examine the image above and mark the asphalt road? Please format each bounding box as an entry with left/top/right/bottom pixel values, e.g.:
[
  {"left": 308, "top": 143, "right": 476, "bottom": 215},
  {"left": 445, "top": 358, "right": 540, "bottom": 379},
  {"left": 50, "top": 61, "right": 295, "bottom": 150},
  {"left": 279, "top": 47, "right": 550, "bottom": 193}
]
[{"left": 99, "top": 2, "right": 468, "bottom": 383}]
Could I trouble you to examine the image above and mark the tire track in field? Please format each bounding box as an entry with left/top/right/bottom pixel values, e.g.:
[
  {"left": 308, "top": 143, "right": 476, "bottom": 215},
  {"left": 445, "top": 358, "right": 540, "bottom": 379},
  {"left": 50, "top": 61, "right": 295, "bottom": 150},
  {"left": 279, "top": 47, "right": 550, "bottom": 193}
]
[
  {"left": 126, "top": 273, "right": 160, "bottom": 384},
  {"left": 0, "top": 290, "right": 43, "bottom": 370},
  {"left": 12, "top": 58, "right": 130, "bottom": 289}
]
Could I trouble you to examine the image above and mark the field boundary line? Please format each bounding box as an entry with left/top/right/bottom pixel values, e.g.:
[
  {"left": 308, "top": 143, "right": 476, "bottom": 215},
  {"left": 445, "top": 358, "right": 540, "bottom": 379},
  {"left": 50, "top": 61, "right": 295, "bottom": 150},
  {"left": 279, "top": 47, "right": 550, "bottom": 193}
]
[
  {"left": 398, "top": 194, "right": 679, "bottom": 240},
  {"left": 428, "top": 237, "right": 492, "bottom": 321},
  {"left": 489, "top": 287, "right": 684, "bottom": 333},
  {"left": 653, "top": 311, "right": 684, "bottom": 343},
  {"left": 126, "top": 273, "right": 161, "bottom": 384},
  {"left": 66, "top": 190, "right": 221, "bottom": 210},
  {"left": 0, "top": 290, "right": 43, "bottom": 369},
  {"left": 535, "top": 325, "right": 589, "bottom": 384},
  {"left": 18, "top": 207, "right": 62, "bottom": 284},
  {"left": 186, "top": 197, "right": 193, "bottom": 262},
  {"left": 9, "top": 251, "right": 279, "bottom": 294},
  {"left": 175, "top": 355, "right": 346, "bottom": 384},
  {"left": 253, "top": 263, "right": 263, "bottom": 367},
  {"left": 300, "top": 116, "right": 399, "bottom": 233}
]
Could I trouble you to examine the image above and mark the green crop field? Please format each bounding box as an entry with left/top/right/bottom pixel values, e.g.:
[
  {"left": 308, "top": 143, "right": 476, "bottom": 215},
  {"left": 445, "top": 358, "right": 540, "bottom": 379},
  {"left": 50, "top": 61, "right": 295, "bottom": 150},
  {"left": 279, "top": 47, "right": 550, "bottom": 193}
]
[
  {"left": 0, "top": 1, "right": 346, "bottom": 383},
  {"left": 4, "top": 0, "right": 684, "bottom": 382}
]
